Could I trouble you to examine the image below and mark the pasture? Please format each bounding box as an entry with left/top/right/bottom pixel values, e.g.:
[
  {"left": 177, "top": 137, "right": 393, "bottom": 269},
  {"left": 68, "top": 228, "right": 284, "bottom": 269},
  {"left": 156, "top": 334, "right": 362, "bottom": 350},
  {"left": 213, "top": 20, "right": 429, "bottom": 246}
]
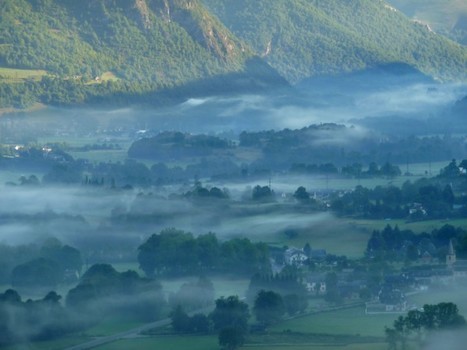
[
  {"left": 85, "top": 71, "right": 120, "bottom": 84},
  {"left": 93, "top": 306, "right": 395, "bottom": 350},
  {"left": 96, "top": 335, "right": 219, "bottom": 350},
  {"left": 347, "top": 218, "right": 467, "bottom": 234},
  {"left": 95, "top": 337, "right": 387, "bottom": 350},
  {"left": 267, "top": 214, "right": 371, "bottom": 258},
  {"left": 2, "top": 336, "right": 90, "bottom": 350},
  {"left": 84, "top": 318, "right": 145, "bottom": 337},
  {"left": 242, "top": 345, "right": 386, "bottom": 350},
  {"left": 269, "top": 306, "right": 396, "bottom": 338},
  {"left": 36, "top": 135, "right": 133, "bottom": 164},
  {"left": 0, "top": 67, "right": 47, "bottom": 83}
]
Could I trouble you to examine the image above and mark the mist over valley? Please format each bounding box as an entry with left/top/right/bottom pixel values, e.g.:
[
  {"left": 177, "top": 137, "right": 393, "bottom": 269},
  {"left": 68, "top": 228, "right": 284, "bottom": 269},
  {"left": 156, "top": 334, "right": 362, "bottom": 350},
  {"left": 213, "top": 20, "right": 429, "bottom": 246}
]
[{"left": 1, "top": 1, "right": 467, "bottom": 349}]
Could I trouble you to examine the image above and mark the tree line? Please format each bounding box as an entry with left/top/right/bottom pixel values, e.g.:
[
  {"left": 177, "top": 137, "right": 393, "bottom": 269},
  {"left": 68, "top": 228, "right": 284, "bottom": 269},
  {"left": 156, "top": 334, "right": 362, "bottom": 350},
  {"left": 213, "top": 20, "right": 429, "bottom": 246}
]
[
  {"left": 137, "top": 229, "right": 271, "bottom": 277},
  {"left": 386, "top": 302, "right": 466, "bottom": 349},
  {"left": 366, "top": 224, "right": 467, "bottom": 262}
]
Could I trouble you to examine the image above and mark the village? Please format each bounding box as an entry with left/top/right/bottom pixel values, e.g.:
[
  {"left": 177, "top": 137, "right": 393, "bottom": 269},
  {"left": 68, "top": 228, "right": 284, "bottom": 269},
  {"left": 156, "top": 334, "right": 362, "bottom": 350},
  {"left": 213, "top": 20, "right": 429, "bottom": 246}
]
[{"left": 278, "top": 237, "right": 467, "bottom": 315}]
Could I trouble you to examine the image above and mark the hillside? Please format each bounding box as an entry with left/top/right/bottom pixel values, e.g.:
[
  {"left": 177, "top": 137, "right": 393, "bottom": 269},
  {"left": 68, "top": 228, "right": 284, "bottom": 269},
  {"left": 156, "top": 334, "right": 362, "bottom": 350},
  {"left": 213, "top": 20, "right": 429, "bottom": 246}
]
[
  {"left": 202, "top": 0, "right": 467, "bottom": 83},
  {"left": 387, "top": 0, "right": 467, "bottom": 44},
  {"left": 1, "top": 0, "right": 466, "bottom": 109},
  {"left": 0, "top": 0, "right": 285, "bottom": 108}
]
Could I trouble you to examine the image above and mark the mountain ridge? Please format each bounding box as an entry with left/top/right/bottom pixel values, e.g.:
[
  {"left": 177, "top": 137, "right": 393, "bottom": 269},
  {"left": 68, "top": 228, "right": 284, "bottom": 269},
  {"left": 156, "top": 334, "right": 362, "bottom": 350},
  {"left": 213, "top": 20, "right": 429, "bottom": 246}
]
[
  {"left": 0, "top": 0, "right": 286, "bottom": 108},
  {"left": 202, "top": 0, "right": 467, "bottom": 83},
  {"left": 0, "top": 0, "right": 466, "bottom": 109}
]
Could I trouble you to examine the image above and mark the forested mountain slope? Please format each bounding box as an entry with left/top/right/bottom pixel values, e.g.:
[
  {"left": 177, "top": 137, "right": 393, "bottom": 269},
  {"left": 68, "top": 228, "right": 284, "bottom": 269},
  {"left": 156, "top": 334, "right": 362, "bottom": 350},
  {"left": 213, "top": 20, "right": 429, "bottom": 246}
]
[
  {"left": 202, "top": 0, "right": 467, "bottom": 83},
  {"left": 0, "top": 0, "right": 466, "bottom": 109},
  {"left": 0, "top": 0, "right": 284, "bottom": 107},
  {"left": 387, "top": 0, "right": 467, "bottom": 44}
]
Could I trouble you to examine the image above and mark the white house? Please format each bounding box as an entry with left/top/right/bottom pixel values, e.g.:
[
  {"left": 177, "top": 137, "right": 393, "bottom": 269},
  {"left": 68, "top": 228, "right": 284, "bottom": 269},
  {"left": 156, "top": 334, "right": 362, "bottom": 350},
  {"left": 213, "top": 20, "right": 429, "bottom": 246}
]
[{"left": 284, "top": 247, "right": 308, "bottom": 266}]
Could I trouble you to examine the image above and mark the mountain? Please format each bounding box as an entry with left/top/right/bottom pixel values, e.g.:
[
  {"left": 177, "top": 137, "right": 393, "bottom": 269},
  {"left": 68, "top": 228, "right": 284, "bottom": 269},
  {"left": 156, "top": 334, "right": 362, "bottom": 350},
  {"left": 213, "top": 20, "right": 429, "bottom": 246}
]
[
  {"left": 0, "top": 0, "right": 285, "bottom": 108},
  {"left": 202, "top": 0, "right": 467, "bottom": 83},
  {"left": 386, "top": 0, "right": 467, "bottom": 44},
  {"left": 297, "top": 62, "right": 434, "bottom": 94},
  {"left": 0, "top": 0, "right": 466, "bottom": 109}
]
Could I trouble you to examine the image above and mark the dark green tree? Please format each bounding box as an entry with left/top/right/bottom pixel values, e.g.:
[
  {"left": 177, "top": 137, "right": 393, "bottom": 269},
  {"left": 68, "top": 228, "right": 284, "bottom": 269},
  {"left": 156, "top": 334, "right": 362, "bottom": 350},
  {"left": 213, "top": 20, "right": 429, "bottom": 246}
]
[
  {"left": 218, "top": 326, "right": 245, "bottom": 350},
  {"left": 385, "top": 302, "right": 466, "bottom": 348},
  {"left": 252, "top": 185, "right": 274, "bottom": 202},
  {"left": 190, "top": 313, "right": 210, "bottom": 333},
  {"left": 210, "top": 296, "right": 250, "bottom": 332},
  {"left": 170, "top": 305, "right": 191, "bottom": 333},
  {"left": 440, "top": 159, "right": 460, "bottom": 177},
  {"left": 324, "top": 272, "right": 341, "bottom": 304},
  {"left": 11, "top": 257, "right": 62, "bottom": 288},
  {"left": 253, "top": 290, "right": 285, "bottom": 326},
  {"left": 294, "top": 186, "right": 310, "bottom": 202}
]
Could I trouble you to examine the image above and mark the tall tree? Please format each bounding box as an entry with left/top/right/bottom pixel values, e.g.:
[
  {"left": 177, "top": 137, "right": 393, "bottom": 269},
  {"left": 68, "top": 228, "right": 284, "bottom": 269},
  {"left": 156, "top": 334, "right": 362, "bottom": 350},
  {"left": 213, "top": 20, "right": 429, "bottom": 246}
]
[
  {"left": 253, "top": 290, "right": 285, "bottom": 326},
  {"left": 218, "top": 326, "right": 245, "bottom": 350},
  {"left": 210, "top": 296, "right": 250, "bottom": 332},
  {"left": 385, "top": 302, "right": 466, "bottom": 348}
]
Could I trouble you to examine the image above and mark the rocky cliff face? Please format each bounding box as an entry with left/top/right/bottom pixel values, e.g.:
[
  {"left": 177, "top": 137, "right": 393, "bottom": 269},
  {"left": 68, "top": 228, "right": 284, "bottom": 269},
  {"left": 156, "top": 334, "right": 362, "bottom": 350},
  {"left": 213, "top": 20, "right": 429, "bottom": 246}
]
[{"left": 146, "top": 0, "right": 246, "bottom": 61}]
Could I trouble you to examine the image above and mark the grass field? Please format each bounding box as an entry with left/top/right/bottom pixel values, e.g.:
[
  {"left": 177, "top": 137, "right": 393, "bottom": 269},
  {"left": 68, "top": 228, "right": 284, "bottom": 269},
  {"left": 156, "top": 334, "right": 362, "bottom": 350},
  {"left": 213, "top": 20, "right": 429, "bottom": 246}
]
[
  {"left": 100, "top": 71, "right": 120, "bottom": 82},
  {"left": 266, "top": 214, "right": 371, "bottom": 258},
  {"left": 85, "top": 71, "right": 120, "bottom": 85},
  {"left": 92, "top": 306, "right": 395, "bottom": 350},
  {"left": 2, "top": 336, "right": 90, "bottom": 350},
  {"left": 346, "top": 218, "right": 467, "bottom": 234},
  {"left": 85, "top": 318, "right": 145, "bottom": 337},
  {"left": 0, "top": 67, "right": 47, "bottom": 83},
  {"left": 269, "top": 306, "right": 397, "bottom": 338},
  {"left": 96, "top": 335, "right": 219, "bottom": 350},
  {"left": 0, "top": 67, "right": 121, "bottom": 85},
  {"left": 68, "top": 149, "right": 130, "bottom": 163},
  {"left": 279, "top": 216, "right": 467, "bottom": 258},
  {"left": 243, "top": 344, "right": 387, "bottom": 350},
  {"left": 36, "top": 135, "right": 133, "bottom": 164},
  {"left": 95, "top": 337, "right": 387, "bottom": 350},
  {"left": 37, "top": 135, "right": 132, "bottom": 148}
]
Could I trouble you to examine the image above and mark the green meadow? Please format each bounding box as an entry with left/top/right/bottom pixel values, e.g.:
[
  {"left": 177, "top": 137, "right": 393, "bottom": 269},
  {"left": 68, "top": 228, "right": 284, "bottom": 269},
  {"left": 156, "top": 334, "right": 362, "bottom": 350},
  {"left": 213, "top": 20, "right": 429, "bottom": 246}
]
[
  {"left": 269, "top": 306, "right": 396, "bottom": 338},
  {"left": 0, "top": 67, "right": 47, "bottom": 83}
]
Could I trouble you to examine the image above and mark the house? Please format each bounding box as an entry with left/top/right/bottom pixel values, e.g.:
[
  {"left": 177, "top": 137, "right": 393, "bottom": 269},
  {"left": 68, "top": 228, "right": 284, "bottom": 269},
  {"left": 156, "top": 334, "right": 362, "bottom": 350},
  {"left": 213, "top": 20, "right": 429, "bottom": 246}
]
[
  {"left": 420, "top": 251, "right": 434, "bottom": 264},
  {"left": 306, "top": 274, "right": 327, "bottom": 295},
  {"left": 365, "top": 286, "right": 408, "bottom": 314},
  {"left": 408, "top": 202, "right": 427, "bottom": 216},
  {"left": 306, "top": 281, "right": 327, "bottom": 295},
  {"left": 284, "top": 247, "right": 308, "bottom": 266},
  {"left": 378, "top": 286, "right": 406, "bottom": 305},
  {"left": 365, "top": 301, "right": 410, "bottom": 314},
  {"left": 337, "top": 280, "right": 363, "bottom": 300}
]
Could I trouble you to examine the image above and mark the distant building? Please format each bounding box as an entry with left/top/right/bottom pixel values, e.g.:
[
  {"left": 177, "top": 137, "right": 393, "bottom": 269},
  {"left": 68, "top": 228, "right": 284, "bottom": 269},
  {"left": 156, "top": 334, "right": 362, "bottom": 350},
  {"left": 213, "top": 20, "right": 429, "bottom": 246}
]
[
  {"left": 284, "top": 247, "right": 308, "bottom": 266},
  {"left": 446, "top": 239, "right": 467, "bottom": 278},
  {"left": 447, "top": 239, "right": 456, "bottom": 267},
  {"left": 365, "top": 286, "right": 408, "bottom": 314},
  {"left": 306, "top": 274, "right": 327, "bottom": 295}
]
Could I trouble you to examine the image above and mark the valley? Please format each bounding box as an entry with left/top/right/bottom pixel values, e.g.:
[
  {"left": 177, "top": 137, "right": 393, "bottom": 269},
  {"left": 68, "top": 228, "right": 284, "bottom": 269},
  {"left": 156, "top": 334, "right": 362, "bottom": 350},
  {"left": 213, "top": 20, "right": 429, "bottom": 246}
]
[{"left": 0, "top": 1, "right": 467, "bottom": 350}]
